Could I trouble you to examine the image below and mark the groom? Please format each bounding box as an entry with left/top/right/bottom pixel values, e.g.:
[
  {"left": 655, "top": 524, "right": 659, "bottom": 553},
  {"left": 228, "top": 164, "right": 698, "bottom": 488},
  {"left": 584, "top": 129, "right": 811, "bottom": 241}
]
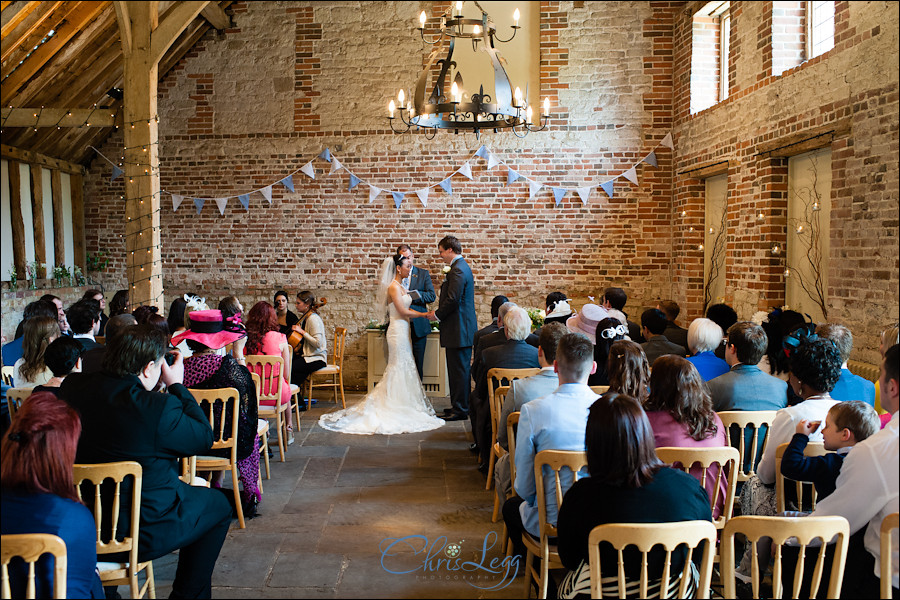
[{"left": 426, "top": 236, "right": 476, "bottom": 422}]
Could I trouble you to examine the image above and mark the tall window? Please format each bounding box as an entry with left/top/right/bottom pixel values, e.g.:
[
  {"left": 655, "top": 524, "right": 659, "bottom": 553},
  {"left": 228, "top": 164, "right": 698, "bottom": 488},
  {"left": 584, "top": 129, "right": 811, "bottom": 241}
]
[
  {"left": 807, "top": 0, "right": 835, "bottom": 59},
  {"left": 719, "top": 13, "right": 731, "bottom": 102},
  {"left": 690, "top": 1, "right": 731, "bottom": 114},
  {"left": 704, "top": 174, "right": 728, "bottom": 311}
]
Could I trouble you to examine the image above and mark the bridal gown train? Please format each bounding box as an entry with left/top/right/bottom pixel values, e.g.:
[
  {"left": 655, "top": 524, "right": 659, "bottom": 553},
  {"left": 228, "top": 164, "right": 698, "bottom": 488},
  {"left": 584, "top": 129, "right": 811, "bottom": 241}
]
[{"left": 318, "top": 294, "right": 445, "bottom": 435}]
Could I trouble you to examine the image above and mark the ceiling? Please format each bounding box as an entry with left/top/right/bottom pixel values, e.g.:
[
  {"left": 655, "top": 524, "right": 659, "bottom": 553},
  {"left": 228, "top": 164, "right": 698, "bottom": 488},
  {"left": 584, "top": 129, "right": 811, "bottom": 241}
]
[{"left": 1, "top": 1, "right": 233, "bottom": 166}]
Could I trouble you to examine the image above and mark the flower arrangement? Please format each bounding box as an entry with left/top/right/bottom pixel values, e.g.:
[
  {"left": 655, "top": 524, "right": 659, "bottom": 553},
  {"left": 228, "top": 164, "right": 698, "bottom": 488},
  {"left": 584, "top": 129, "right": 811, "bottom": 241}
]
[
  {"left": 26, "top": 261, "right": 46, "bottom": 289},
  {"left": 366, "top": 319, "right": 388, "bottom": 331},
  {"left": 73, "top": 266, "right": 86, "bottom": 286},
  {"left": 526, "top": 308, "right": 546, "bottom": 331},
  {"left": 52, "top": 264, "right": 71, "bottom": 287},
  {"left": 8, "top": 264, "right": 17, "bottom": 287}
]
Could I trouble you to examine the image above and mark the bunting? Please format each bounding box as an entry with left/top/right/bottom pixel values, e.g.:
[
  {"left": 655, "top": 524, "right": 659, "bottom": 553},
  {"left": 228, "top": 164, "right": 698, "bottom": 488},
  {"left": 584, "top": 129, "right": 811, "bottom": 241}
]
[
  {"left": 260, "top": 185, "right": 273, "bottom": 204},
  {"left": 474, "top": 145, "right": 490, "bottom": 159},
  {"left": 172, "top": 194, "right": 184, "bottom": 212},
  {"left": 622, "top": 167, "right": 639, "bottom": 185},
  {"left": 300, "top": 161, "right": 315, "bottom": 179},
  {"left": 600, "top": 180, "right": 615, "bottom": 199},
  {"left": 487, "top": 152, "right": 501, "bottom": 170},
  {"left": 110, "top": 166, "right": 124, "bottom": 181},
  {"left": 552, "top": 187, "right": 567, "bottom": 206},
  {"left": 507, "top": 168, "right": 522, "bottom": 186},
  {"left": 330, "top": 158, "right": 343, "bottom": 175},
  {"left": 439, "top": 178, "right": 453, "bottom": 195},
  {"left": 369, "top": 186, "right": 382, "bottom": 204},
  {"left": 193, "top": 197, "right": 205, "bottom": 214},
  {"left": 644, "top": 151, "right": 658, "bottom": 168},
  {"left": 280, "top": 175, "right": 295, "bottom": 192},
  {"left": 576, "top": 187, "right": 592, "bottom": 205},
  {"left": 528, "top": 180, "right": 543, "bottom": 199},
  {"left": 457, "top": 162, "right": 473, "bottom": 180},
  {"left": 319, "top": 148, "right": 332, "bottom": 162},
  {"left": 238, "top": 194, "right": 250, "bottom": 210},
  {"left": 392, "top": 191, "right": 404, "bottom": 209},
  {"left": 349, "top": 174, "right": 361, "bottom": 191},
  {"left": 415, "top": 188, "right": 430, "bottom": 207},
  {"left": 215, "top": 198, "right": 228, "bottom": 215}
]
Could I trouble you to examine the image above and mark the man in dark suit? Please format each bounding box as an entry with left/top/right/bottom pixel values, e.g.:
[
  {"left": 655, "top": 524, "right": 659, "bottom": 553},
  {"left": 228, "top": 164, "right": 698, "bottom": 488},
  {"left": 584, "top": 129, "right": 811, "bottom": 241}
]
[
  {"left": 472, "top": 302, "right": 538, "bottom": 388},
  {"left": 659, "top": 299, "right": 689, "bottom": 350},
  {"left": 640, "top": 308, "right": 687, "bottom": 366},
  {"left": 602, "top": 287, "right": 643, "bottom": 343},
  {"left": 426, "top": 236, "right": 477, "bottom": 421},
  {"left": 61, "top": 325, "right": 233, "bottom": 598},
  {"left": 67, "top": 299, "right": 103, "bottom": 352},
  {"left": 80, "top": 313, "right": 137, "bottom": 374},
  {"left": 398, "top": 244, "right": 436, "bottom": 380},
  {"left": 471, "top": 295, "right": 508, "bottom": 370}
]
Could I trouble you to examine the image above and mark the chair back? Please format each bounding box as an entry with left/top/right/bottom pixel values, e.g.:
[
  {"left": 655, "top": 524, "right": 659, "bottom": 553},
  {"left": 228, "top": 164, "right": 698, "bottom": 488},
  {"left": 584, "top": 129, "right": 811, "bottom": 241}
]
[
  {"left": 507, "top": 412, "right": 520, "bottom": 490},
  {"left": 588, "top": 521, "right": 717, "bottom": 599},
  {"left": 655, "top": 446, "right": 739, "bottom": 529},
  {"left": 188, "top": 388, "right": 240, "bottom": 459},
  {"left": 487, "top": 368, "right": 540, "bottom": 445},
  {"left": 6, "top": 387, "right": 32, "bottom": 418},
  {"left": 775, "top": 442, "right": 831, "bottom": 513},
  {"left": 244, "top": 355, "right": 283, "bottom": 403},
  {"left": 332, "top": 327, "right": 347, "bottom": 367},
  {"left": 717, "top": 410, "right": 778, "bottom": 481},
  {"left": 250, "top": 372, "right": 261, "bottom": 397},
  {"left": 881, "top": 512, "right": 898, "bottom": 600},
  {"left": 589, "top": 385, "right": 609, "bottom": 395},
  {"left": 721, "top": 515, "right": 849, "bottom": 599},
  {"left": 73, "top": 461, "right": 142, "bottom": 558},
  {"left": 1, "top": 533, "right": 67, "bottom": 599},
  {"left": 94, "top": 336, "right": 105, "bottom": 346},
  {"left": 534, "top": 450, "right": 588, "bottom": 540},
  {"left": 1, "top": 365, "right": 14, "bottom": 386}
]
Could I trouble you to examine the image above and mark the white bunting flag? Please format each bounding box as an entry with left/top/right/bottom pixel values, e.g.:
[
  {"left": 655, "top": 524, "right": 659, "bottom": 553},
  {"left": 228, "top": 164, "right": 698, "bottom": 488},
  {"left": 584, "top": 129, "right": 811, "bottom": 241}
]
[
  {"left": 576, "top": 187, "right": 592, "bottom": 205},
  {"left": 622, "top": 167, "right": 639, "bottom": 185},
  {"left": 260, "top": 186, "right": 273, "bottom": 204},
  {"left": 415, "top": 188, "right": 430, "bottom": 207},
  {"left": 300, "top": 162, "right": 316, "bottom": 180},
  {"left": 458, "top": 161, "right": 473, "bottom": 179},
  {"left": 330, "top": 158, "right": 343, "bottom": 174},
  {"left": 215, "top": 198, "right": 228, "bottom": 215},
  {"left": 487, "top": 152, "right": 502, "bottom": 170},
  {"left": 171, "top": 194, "right": 184, "bottom": 212},
  {"left": 660, "top": 132, "right": 674, "bottom": 149},
  {"left": 369, "top": 185, "right": 382, "bottom": 204},
  {"left": 528, "top": 179, "right": 543, "bottom": 199}
]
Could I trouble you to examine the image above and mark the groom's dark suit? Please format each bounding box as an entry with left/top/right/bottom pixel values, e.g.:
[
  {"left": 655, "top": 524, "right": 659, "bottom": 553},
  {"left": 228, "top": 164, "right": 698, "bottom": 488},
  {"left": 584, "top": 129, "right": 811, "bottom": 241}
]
[
  {"left": 435, "top": 256, "right": 477, "bottom": 417},
  {"left": 406, "top": 265, "right": 436, "bottom": 379}
]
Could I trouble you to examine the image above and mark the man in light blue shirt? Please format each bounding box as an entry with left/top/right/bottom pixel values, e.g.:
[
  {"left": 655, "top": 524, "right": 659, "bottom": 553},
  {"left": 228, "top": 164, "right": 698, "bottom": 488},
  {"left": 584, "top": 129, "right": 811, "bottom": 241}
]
[{"left": 503, "top": 332, "right": 599, "bottom": 559}]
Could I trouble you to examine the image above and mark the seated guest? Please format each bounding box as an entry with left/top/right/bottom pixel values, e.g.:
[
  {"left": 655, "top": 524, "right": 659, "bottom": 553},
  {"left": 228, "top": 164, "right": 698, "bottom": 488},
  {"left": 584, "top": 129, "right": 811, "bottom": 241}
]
[
  {"left": 643, "top": 355, "right": 729, "bottom": 519},
  {"left": 67, "top": 299, "right": 102, "bottom": 351},
  {"left": 81, "top": 314, "right": 137, "bottom": 374},
  {"left": 658, "top": 299, "right": 689, "bottom": 350},
  {"left": 1, "top": 392, "right": 104, "bottom": 598},
  {"left": 587, "top": 318, "right": 627, "bottom": 387},
  {"left": 13, "top": 316, "right": 60, "bottom": 388},
  {"left": 556, "top": 392, "right": 713, "bottom": 598},
  {"left": 473, "top": 306, "right": 540, "bottom": 470},
  {"left": 876, "top": 324, "right": 900, "bottom": 421},
  {"left": 108, "top": 289, "right": 129, "bottom": 318},
  {"left": 289, "top": 291, "right": 328, "bottom": 393},
  {"left": 40, "top": 294, "right": 70, "bottom": 337},
  {"left": 244, "top": 301, "right": 294, "bottom": 439},
  {"left": 472, "top": 301, "right": 538, "bottom": 396},
  {"left": 707, "top": 321, "right": 787, "bottom": 412},
  {"left": 60, "top": 325, "right": 233, "bottom": 598},
  {"left": 602, "top": 286, "right": 643, "bottom": 343},
  {"left": 566, "top": 303, "right": 609, "bottom": 345},
  {"left": 131, "top": 304, "right": 159, "bottom": 325},
  {"left": 175, "top": 310, "right": 260, "bottom": 518},
  {"left": 606, "top": 340, "right": 650, "bottom": 404},
  {"left": 167, "top": 297, "right": 189, "bottom": 340},
  {"left": 2, "top": 299, "right": 57, "bottom": 368},
  {"left": 33, "top": 336, "right": 84, "bottom": 395},
  {"left": 534, "top": 292, "right": 572, "bottom": 337},
  {"left": 494, "top": 323, "right": 567, "bottom": 500},
  {"left": 219, "top": 295, "right": 247, "bottom": 362},
  {"left": 274, "top": 290, "right": 298, "bottom": 337},
  {"left": 706, "top": 302, "right": 738, "bottom": 359},
  {"left": 472, "top": 295, "right": 508, "bottom": 363},
  {"left": 816, "top": 323, "right": 876, "bottom": 407},
  {"left": 176, "top": 295, "right": 209, "bottom": 358},
  {"left": 759, "top": 308, "right": 807, "bottom": 380},
  {"left": 640, "top": 308, "right": 686, "bottom": 366},
  {"left": 81, "top": 288, "right": 108, "bottom": 336},
  {"left": 782, "top": 400, "right": 879, "bottom": 503},
  {"left": 686, "top": 317, "right": 730, "bottom": 381},
  {"left": 503, "top": 333, "right": 599, "bottom": 559}
]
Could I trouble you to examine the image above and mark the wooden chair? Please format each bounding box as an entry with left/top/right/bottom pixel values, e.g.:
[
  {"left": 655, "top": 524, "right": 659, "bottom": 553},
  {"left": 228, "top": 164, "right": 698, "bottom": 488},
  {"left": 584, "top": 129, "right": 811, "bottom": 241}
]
[
  {"left": 881, "top": 512, "right": 898, "bottom": 599},
  {"left": 73, "top": 461, "right": 155, "bottom": 599},
  {"left": 94, "top": 336, "right": 105, "bottom": 345},
  {"left": 6, "top": 387, "right": 31, "bottom": 419},
  {"left": 188, "top": 387, "right": 244, "bottom": 529},
  {"left": 774, "top": 442, "right": 830, "bottom": 513},
  {"left": 1, "top": 365, "right": 14, "bottom": 386},
  {"left": 522, "top": 449, "right": 588, "bottom": 599},
  {"left": 489, "top": 385, "right": 511, "bottom": 521},
  {"left": 500, "top": 411, "right": 521, "bottom": 556},
  {"left": 307, "top": 327, "right": 347, "bottom": 410},
  {"left": 1, "top": 533, "right": 67, "bottom": 599},
  {"left": 485, "top": 367, "right": 541, "bottom": 491},
  {"left": 655, "top": 446, "right": 739, "bottom": 530},
  {"left": 717, "top": 410, "right": 778, "bottom": 482},
  {"left": 589, "top": 385, "right": 609, "bottom": 395},
  {"left": 720, "top": 515, "right": 849, "bottom": 599},
  {"left": 250, "top": 373, "right": 270, "bottom": 481},
  {"left": 588, "top": 520, "right": 717, "bottom": 599},
  {"left": 245, "top": 355, "right": 289, "bottom": 462}
]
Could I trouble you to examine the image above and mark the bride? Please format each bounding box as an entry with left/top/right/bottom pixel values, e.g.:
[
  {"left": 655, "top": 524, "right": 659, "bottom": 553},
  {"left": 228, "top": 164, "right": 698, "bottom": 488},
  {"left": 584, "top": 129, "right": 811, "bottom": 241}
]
[{"left": 318, "top": 254, "right": 445, "bottom": 435}]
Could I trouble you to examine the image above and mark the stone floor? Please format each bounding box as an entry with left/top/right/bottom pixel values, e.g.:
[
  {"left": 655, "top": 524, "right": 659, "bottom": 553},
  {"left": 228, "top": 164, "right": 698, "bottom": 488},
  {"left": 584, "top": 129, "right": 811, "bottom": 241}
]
[{"left": 149, "top": 391, "right": 525, "bottom": 599}]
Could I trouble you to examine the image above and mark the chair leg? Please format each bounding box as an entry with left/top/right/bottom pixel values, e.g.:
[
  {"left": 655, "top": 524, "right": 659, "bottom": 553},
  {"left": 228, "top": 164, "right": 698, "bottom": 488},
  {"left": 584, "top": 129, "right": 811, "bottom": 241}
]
[
  {"left": 539, "top": 547, "right": 549, "bottom": 599},
  {"left": 146, "top": 561, "right": 155, "bottom": 599},
  {"left": 293, "top": 390, "right": 302, "bottom": 426},
  {"left": 274, "top": 409, "right": 285, "bottom": 462},
  {"left": 232, "top": 467, "right": 245, "bottom": 529},
  {"left": 306, "top": 379, "right": 313, "bottom": 411},
  {"left": 338, "top": 371, "right": 346, "bottom": 409},
  {"left": 492, "top": 488, "right": 502, "bottom": 523},
  {"left": 523, "top": 548, "right": 535, "bottom": 598},
  {"left": 485, "top": 451, "right": 497, "bottom": 491},
  {"left": 261, "top": 430, "right": 271, "bottom": 479}
]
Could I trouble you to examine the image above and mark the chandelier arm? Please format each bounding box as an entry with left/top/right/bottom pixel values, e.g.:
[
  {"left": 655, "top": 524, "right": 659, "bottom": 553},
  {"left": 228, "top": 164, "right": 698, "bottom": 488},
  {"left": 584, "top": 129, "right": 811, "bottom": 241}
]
[
  {"left": 388, "top": 117, "right": 412, "bottom": 134},
  {"left": 491, "top": 26, "right": 518, "bottom": 44},
  {"left": 418, "top": 29, "right": 444, "bottom": 45},
  {"left": 417, "top": 45, "right": 444, "bottom": 109}
]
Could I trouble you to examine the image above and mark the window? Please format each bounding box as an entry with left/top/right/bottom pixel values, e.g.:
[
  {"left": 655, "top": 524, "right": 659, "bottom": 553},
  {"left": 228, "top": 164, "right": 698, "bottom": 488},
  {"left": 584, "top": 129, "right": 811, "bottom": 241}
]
[
  {"left": 807, "top": 0, "right": 835, "bottom": 59},
  {"left": 690, "top": 1, "right": 730, "bottom": 114},
  {"left": 719, "top": 13, "right": 730, "bottom": 101},
  {"left": 704, "top": 174, "right": 728, "bottom": 311}
]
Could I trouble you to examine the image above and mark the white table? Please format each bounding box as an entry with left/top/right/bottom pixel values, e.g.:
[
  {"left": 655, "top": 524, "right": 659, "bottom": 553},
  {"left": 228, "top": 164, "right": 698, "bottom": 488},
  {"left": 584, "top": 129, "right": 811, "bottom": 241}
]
[{"left": 365, "top": 329, "right": 449, "bottom": 397}]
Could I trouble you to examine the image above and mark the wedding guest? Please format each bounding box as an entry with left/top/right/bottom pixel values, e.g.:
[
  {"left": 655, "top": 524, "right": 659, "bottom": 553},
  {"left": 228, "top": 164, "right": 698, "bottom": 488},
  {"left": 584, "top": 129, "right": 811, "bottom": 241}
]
[
  {"left": 707, "top": 321, "right": 787, "bottom": 412},
  {"left": 40, "top": 294, "right": 70, "bottom": 337},
  {"left": 245, "top": 301, "right": 294, "bottom": 439},
  {"left": 81, "top": 314, "right": 137, "bottom": 374},
  {"left": 32, "top": 336, "right": 84, "bottom": 395},
  {"left": 643, "top": 355, "right": 729, "bottom": 519},
  {"left": 1, "top": 392, "right": 104, "bottom": 598},
  {"left": 556, "top": 392, "right": 712, "bottom": 598},
  {"left": 274, "top": 290, "right": 298, "bottom": 337},
  {"left": 759, "top": 309, "right": 807, "bottom": 380},
  {"left": 566, "top": 303, "right": 610, "bottom": 345},
  {"left": 706, "top": 303, "right": 737, "bottom": 359},
  {"left": 219, "top": 295, "right": 247, "bottom": 363},
  {"left": 13, "top": 316, "right": 60, "bottom": 388},
  {"left": 602, "top": 287, "right": 643, "bottom": 343},
  {"left": 67, "top": 299, "right": 102, "bottom": 351},
  {"left": 816, "top": 323, "right": 876, "bottom": 407},
  {"left": 587, "top": 318, "right": 627, "bottom": 387},
  {"left": 658, "top": 299, "right": 689, "bottom": 350},
  {"left": 108, "top": 289, "right": 129, "bottom": 318},
  {"left": 290, "top": 291, "right": 327, "bottom": 394},
  {"left": 606, "top": 340, "right": 650, "bottom": 405},
  {"left": 3, "top": 300, "right": 57, "bottom": 368},
  {"left": 640, "top": 308, "right": 686, "bottom": 366},
  {"left": 535, "top": 292, "right": 573, "bottom": 336},
  {"left": 685, "top": 317, "right": 729, "bottom": 381},
  {"left": 146, "top": 313, "right": 170, "bottom": 339},
  {"left": 472, "top": 295, "right": 508, "bottom": 359},
  {"left": 472, "top": 301, "right": 538, "bottom": 395},
  {"left": 81, "top": 289, "right": 108, "bottom": 336},
  {"left": 132, "top": 304, "right": 159, "bottom": 325},
  {"left": 876, "top": 324, "right": 900, "bottom": 422},
  {"left": 167, "top": 297, "right": 188, "bottom": 340}
]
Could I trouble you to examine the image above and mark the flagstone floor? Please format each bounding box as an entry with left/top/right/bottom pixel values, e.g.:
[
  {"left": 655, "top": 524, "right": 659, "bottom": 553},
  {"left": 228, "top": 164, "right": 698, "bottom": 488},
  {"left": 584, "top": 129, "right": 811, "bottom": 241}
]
[{"left": 148, "top": 391, "right": 524, "bottom": 599}]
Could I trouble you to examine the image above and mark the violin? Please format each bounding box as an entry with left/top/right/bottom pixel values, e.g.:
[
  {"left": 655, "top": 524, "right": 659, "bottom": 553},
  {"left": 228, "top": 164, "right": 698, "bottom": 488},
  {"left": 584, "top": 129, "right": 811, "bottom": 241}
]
[{"left": 288, "top": 297, "right": 327, "bottom": 352}]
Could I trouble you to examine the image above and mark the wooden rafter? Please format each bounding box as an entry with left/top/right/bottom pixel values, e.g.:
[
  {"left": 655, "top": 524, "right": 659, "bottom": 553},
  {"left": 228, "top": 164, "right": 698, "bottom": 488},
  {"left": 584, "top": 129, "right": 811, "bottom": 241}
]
[
  {"left": 1, "top": 143, "right": 85, "bottom": 174},
  {"left": 112, "top": 0, "right": 130, "bottom": 54},
  {"left": 149, "top": 1, "right": 208, "bottom": 65},
  {"left": 1, "top": 1, "right": 41, "bottom": 38},
  {"left": 200, "top": 2, "right": 230, "bottom": 30},
  {"left": 1, "top": 107, "right": 119, "bottom": 127},
  {"left": 0, "top": 1, "right": 62, "bottom": 63}
]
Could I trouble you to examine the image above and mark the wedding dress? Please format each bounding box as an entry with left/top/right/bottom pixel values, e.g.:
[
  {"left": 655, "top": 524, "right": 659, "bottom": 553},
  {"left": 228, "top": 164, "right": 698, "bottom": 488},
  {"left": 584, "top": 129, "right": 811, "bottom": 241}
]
[{"left": 318, "top": 291, "right": 444, "bottom": 435}]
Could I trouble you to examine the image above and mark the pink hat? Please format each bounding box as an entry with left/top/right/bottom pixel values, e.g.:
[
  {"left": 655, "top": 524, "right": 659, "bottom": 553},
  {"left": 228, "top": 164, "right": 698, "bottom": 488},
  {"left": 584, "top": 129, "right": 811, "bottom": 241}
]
[
  {"left": 566, "top": 304, "right": 610, "bottom": 344},
  {"left": 170, "top": 309, "right": 245, "bottom": 350}
]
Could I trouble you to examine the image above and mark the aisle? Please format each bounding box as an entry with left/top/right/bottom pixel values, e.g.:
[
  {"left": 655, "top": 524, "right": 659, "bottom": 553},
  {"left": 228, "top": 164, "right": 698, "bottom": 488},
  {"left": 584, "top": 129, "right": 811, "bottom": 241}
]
[{"left": 153, "top": 391, "right": 520, "bottom": 599}]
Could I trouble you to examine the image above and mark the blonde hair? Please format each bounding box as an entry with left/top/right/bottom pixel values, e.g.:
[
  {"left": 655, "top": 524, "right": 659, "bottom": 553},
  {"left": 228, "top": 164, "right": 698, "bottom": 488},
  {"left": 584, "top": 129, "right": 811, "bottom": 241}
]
[{"left": 882, "top": 323, "right": 900, "bottom": 356}]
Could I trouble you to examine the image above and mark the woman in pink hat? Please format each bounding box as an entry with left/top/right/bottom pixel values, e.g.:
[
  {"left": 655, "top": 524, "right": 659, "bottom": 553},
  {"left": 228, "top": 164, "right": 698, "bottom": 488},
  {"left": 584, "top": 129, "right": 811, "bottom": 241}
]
[{"left": 566, "top": 303, "right": 610, "bottom": 344}]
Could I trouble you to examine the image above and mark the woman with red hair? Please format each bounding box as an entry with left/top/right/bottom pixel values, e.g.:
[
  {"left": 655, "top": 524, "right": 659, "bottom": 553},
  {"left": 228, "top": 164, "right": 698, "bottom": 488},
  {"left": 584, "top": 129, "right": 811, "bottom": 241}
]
[
  {"left": 1, "top": 392, "right": 104, "bottom": 598},
  {"left": 244, "top": 301, "right": 294, "bottom": 437}
]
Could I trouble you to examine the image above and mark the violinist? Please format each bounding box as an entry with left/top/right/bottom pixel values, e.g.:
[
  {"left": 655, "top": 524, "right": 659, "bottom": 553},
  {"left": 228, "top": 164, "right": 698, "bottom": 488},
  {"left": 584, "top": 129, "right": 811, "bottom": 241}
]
[{"left": 290, "top": 291, "right": 328, "bottom": 395}]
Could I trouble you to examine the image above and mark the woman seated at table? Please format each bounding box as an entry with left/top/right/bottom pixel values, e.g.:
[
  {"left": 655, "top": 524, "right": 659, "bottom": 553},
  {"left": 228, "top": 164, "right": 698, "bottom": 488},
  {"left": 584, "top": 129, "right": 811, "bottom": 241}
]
[
  {"left": 244, "top": 301, "right": 294, "bottom": 438},
  {"left": 1, "top": 391, "right": 105, "bottom": 598},
  {"left": 290, "top": 291, "right": 327, "bottom": 393},
  {"left": 605, "top": 339, "right": 650, "bottom": 404},
  {"left": 274, "top": 290, "right": 298, "bottom": 337},
  {"left": 174, "top": 309, "right": 261, "bottom": 518},
  {"left": 13, "top": 316, "right": 60, "bottom": 388},
  {"left": 643, "top": 355, "right": 729, "bottom": 519},
  {"left": 556, "top": 392, "right": 713, "bottom": 598}
]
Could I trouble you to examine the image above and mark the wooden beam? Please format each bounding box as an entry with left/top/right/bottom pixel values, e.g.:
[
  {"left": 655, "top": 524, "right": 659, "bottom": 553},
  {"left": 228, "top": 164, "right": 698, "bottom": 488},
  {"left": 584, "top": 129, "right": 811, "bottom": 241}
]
[
  {"left": 0, "top": 1, "right": 61, "bottom": 62},
  {"left": 7, "top": 160, "right": 27, "bottom": 278},
  {"left": 150, "top": 0, "right": 208, "bottom": 65},
  {"left": 756, "top": 118, "right": 853, "bottom": 157},
  {"left": 1, "top": 144, "right": 84, "bottom": 175},
  {"left": 200, "top": 2, "right": 230, "bottom": 30},
  {"left": 71, "top": 171, "right": 85, "bottom": 271},
  {"left": 0, "top": 1, "right": 111, "bottom": 106},
  {"left": 677, "top": 159, "right": 733, "bottom": 179},
  {"left": 29, "top": 160, "right": 46, "bottom": 268},
  {"left": 1, "top": 1, "right": 40, "bottom": 38},
  {"left": 1, "top": 107, "right": 119, "bottom": 128},
  {"left": 113, "top": 0, "right": 131, "bottom": 55},
  {"left": 50, "top": 168, "right": 64, "bottom": 266}
]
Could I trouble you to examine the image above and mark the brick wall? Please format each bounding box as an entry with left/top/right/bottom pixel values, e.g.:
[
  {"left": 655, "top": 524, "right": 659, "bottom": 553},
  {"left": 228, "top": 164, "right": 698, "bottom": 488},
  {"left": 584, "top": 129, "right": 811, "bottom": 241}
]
[{"left": 71, "top": 0, "right": 898, "bottom": 385}]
